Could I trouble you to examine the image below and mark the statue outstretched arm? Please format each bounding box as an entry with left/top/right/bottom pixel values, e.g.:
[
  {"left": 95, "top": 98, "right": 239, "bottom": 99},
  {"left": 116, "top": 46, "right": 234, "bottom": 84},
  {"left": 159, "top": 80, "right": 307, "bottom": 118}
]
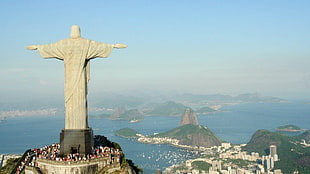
[
  {"left": 113, "top": 43, "right": 127, "bottom": 49},
  {"left": 26, "top": 45, "right": 38, "bottom": 50}
]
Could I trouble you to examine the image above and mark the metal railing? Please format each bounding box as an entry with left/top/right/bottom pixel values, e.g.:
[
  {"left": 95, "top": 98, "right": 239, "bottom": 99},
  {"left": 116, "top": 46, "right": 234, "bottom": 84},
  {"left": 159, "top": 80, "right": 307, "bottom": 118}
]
[{"left": 10, "top": 149, "right": 31, "bottom": 174}]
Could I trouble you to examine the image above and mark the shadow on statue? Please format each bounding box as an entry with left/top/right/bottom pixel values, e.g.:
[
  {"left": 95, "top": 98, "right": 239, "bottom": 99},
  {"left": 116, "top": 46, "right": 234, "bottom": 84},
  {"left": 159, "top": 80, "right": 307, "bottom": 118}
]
[{"left": 60, "top": 128, "right": 94, "bottom": 156}]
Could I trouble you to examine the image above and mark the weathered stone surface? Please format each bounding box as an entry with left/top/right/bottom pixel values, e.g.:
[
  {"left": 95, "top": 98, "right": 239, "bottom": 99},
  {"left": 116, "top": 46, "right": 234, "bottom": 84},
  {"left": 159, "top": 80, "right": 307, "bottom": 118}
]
[
  {"left": 180, "top": 108, "right": 199, "bottom": 126},
  {"left": 27, "top": 25, "right": 126, "bottom": 156},
  {"left": 25, "top": 157, "right": 119, "bottom": 174},
  {"left": 27, "top": 25, "right": 127, "bottom": 130}
]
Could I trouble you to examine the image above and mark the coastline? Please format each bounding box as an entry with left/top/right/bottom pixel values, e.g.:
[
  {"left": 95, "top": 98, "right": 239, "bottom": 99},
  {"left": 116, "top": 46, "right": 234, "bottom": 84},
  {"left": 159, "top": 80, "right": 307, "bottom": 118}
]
[
  {"left": 120, "top": 133, "right": 219, "bottom": 152},
  {"left": 1, "top": 102, "right": 309, "bottom": 173},
  {"left": 276, "top": 128, "right": 308, "bottom": 133}
]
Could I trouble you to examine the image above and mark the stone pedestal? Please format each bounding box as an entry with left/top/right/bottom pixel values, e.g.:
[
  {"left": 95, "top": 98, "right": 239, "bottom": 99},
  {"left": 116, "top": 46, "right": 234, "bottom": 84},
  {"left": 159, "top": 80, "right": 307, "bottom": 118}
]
[
  {"left": 25, "top": 157, "right": 119, "bottom": 174},
  {"left": 60, "top": 128, "right": 94, "bottom": 155}
]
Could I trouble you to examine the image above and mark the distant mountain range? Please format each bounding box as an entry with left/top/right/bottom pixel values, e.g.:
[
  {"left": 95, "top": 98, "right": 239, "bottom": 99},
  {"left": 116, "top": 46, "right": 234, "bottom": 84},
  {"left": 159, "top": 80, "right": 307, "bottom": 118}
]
[
  {"left": 1, "top": 92, "right": 287, "bottom": 118},
  {"left": 90, "top": 92, "right": 286, "bottom": 121},
  {"left": 109, "top": 108, "right": 144, "bottom": 121},
  {"left": 89, "top": 92, "right": 287, "bottom": 110},
  {"left": 100, "top": 101, "right": 216, "bottom": 121},
  {"left": 143, "top": 101, "right": 188, "bottom": 116},
  {"left": 174, "top": 92, "right": 287, "bottom": 104}
]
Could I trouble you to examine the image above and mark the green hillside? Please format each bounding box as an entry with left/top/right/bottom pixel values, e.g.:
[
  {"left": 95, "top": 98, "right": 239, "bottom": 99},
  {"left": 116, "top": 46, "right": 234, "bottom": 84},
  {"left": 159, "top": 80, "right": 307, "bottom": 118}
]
[
  {"left": 294, "top": 130, "right": 310, "bottom": 144},
  {"left": 153, "top": 124, "right": 222, "bottom": 147},
  {"left": 115, "top": 128, "right": 139, "bottom": 138},
  {"left": 0, "top": 158, "right": 20, "bottom": 174},
  {"left": 145, "top": 101, "right": 188, "bottom": 116},
  {"left": 196, "top": 106, "right": 216, "bottom": 114},
  {"left": 243, "top": 129, "right": 310, "bottom": 174}
]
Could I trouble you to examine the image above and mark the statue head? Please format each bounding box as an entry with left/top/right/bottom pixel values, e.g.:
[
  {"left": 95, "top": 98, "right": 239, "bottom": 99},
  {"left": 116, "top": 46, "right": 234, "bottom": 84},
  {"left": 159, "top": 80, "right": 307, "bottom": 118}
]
[{"left": 70, "top": 25, "right": 81, "bottom": 38}]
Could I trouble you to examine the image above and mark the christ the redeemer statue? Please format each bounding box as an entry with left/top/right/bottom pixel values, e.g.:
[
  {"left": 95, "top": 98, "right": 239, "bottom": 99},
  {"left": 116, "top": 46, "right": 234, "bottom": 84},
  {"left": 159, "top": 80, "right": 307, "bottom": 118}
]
[{"left": 27, "top": 25, "right": 127, "bottom": 155}]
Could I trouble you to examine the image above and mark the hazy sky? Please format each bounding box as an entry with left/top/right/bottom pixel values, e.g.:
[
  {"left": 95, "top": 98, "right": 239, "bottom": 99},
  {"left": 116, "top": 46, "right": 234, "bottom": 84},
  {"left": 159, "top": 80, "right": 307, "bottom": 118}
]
[{"left": 0, "top": 0, "right": 309, "bottom": 101}]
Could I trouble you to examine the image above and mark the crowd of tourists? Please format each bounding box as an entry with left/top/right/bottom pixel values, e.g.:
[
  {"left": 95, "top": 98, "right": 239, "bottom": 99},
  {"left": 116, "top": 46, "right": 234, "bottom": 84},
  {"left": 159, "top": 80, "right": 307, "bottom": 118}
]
[
  {"left": 31, "top": 143, "right": 122, "bottom": 162},
  {"left": 14, "top": 143, "right": 123, "bottom": 174}
]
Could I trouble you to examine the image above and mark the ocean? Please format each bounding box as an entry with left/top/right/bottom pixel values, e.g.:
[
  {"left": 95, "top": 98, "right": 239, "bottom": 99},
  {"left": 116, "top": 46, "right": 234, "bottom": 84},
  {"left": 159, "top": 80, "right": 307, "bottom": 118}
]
[{"left": 0, "top": 102, "right": 310, "bottom": 173}]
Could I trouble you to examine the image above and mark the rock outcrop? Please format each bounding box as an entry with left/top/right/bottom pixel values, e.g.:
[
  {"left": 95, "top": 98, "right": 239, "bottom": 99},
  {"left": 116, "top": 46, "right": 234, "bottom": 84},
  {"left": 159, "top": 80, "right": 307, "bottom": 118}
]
[
  {"left": 154, "top": 124, "right": 222, "bottom": 148},
  {"left": 180, "top": 108, "right": 199, "bottom": 126}
]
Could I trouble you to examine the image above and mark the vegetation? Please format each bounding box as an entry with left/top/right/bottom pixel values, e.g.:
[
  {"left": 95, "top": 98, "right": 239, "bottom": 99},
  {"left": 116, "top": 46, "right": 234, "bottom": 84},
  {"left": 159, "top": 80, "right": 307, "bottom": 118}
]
[
  {"left": 191, "top": 161, "right": 211, "bottom": 172},
  {"left": 120, "top": 158, "right": 143, "bottom": 174},
  {"left": 144, "top": 101, "right": 188, "bottom": 116},
  {"left": 112, "top": 142, "right": 123, "bottom": 151},
  {"left": 171, "top": 165, "right": 188, "bottom": 173},
  {"left": 276, "top": 125, "right": 302, "bottom": 132},
  {"left": 115, "top": 128, "right": 140, "bottom": 138},
  {"left": 294, "top": 130, "right": 310, "bottom": 143},
  {"left": 92, "top": 134, "right": 144, "bottom": 173},
  {"left": 243, "top": 129, "right": 310, "bottom": 174},
  {"left": 223, "top": 159, "right": 252, "bottom": 168},
  {"left": 154, "top": 124, "right": 215, "bottom": 138},
  {"left": 243, "top": 130, "right": 288, "bottom": 155},
  {"left": 93, "top": 135, "right": 142, "bottom": 173},
  {"left": 153, "top": 124, "right": 222, "bottom": 147},
  {"left": 0, "top": 157, "right": 20, "bottom": 174},
  {"left": 196, "top": 106, "right": 216, "bottom": 114},
  {"left": 94, "top": 135, "right": 114, "bottom": 148}
]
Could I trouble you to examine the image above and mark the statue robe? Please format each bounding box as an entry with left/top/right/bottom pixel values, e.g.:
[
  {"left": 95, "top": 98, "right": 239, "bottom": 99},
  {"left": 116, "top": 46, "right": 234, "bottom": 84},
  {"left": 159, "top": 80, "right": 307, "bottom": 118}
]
[{"left": 37, "top": 37, "right": 113, "bottom": 129}]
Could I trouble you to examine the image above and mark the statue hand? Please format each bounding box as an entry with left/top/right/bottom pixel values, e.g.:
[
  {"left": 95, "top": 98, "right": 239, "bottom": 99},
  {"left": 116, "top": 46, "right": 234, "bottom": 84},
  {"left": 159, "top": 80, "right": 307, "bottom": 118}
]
[
  {"left": 26, "top": 45, "right": 38, "bottom": 50},
  {"left": 114, "top": 43, "right": 127, "bottom": 49}
]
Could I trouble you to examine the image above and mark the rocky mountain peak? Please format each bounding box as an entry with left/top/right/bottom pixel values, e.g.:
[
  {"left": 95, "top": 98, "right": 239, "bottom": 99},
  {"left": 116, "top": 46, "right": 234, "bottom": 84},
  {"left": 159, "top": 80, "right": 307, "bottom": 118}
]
[{"left": 180, "top": 108, "right": 199, "bottom": 126}]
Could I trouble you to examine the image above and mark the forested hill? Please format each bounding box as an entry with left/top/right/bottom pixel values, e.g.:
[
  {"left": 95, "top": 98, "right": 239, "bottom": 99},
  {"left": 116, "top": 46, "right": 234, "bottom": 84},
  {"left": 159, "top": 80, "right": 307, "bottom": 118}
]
[
  {"left": 243, "top": 129, "right": 310, "bottom": 173},
  {"left": 153, "top": 124, "right": 222, "bottom": 148}
]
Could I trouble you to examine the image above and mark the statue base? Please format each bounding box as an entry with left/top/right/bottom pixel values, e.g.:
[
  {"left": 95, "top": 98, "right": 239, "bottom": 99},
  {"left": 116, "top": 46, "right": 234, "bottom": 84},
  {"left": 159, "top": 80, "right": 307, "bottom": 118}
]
[{"left": 60, "top": 128, "right": 94, "bottom": 156}]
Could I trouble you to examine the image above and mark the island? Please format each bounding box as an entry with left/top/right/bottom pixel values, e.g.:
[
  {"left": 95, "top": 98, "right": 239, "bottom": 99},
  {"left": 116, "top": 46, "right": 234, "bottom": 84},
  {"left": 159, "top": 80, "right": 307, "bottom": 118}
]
[
  {"left": 276, "top": 125, "right": 306, "bottom": 132},
  {"left": 115, "top": 128, "right": 140, "bottom": 139},
  {"left": 196, "top": 106, "right": 216, "bottom": 114}
]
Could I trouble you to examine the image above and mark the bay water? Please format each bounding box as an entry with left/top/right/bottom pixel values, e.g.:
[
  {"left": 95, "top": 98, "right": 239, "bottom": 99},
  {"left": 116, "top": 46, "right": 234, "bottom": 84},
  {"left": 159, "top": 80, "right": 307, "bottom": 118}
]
[{"left": 0, "top": 102, "right": 309, "bottom": 173}]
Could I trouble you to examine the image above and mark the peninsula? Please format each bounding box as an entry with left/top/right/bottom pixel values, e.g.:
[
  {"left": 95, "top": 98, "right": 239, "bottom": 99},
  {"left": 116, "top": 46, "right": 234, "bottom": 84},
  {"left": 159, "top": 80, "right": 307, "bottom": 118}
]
[{"left": 115, "top": 108, "right": 221, "bottom": 148}]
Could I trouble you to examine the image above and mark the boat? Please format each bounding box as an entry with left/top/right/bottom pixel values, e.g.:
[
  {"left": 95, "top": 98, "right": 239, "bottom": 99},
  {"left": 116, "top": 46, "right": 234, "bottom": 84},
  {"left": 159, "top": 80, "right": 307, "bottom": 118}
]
[
  {"left": 0, "top": 117, "right": 6, "bottom": 123},
  {"left": 130, "top": 119, "right": 139, "bottom": 123}
]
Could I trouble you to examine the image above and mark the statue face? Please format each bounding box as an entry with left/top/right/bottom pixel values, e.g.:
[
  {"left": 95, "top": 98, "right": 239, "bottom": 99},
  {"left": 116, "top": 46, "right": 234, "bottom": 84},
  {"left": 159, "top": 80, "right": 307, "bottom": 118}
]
[{"left": 70, "top": 25, "right": 81, "bottom": 38}]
